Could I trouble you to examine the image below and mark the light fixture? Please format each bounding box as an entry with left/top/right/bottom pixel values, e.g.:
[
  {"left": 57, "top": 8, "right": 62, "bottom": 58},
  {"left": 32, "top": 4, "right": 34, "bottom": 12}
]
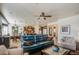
[{"left": 38, "top": 17, "right": 47, "bottom": 27}]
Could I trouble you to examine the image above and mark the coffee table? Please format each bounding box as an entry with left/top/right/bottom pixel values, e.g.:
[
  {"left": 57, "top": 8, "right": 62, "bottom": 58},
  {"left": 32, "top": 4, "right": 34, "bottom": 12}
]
[{"left": 41, "top": 46, "right": 70, "bottom": 55}]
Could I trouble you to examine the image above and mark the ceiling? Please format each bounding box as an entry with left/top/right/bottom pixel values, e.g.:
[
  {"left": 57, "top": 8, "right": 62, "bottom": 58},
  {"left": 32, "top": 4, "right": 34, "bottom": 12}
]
[{"left": 0, "top": 3, "right": 79, "bottom": 25}]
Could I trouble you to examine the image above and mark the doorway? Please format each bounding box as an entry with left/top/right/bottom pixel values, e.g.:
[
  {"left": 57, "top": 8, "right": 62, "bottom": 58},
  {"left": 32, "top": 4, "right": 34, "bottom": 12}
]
[{"left": 48, "top": 24, "right": 58, "bottom": 45}]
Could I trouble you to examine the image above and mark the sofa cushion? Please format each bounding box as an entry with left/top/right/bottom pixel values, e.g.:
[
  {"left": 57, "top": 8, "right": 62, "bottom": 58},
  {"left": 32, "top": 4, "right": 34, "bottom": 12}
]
[
  {"left": 23, "top": 35, "right": 34, "bottom": 40},
  {"left": 22, "top": 41, "right": 53, "bottom": 51},
  {"left": 22, "top": 35, "right": 35, "bottom": 44},
  {"left": 42, "top": 34, "right": 48, "bottom": 41},
  {"left": 36, "top": 34, "right": 48, "bottom": 42},
  {"left": 0, "top": 45, "right": 8, "bottom": 55},
  {"left": 23, "top": 41, "right": 33, "bottom": 46},
  {"left": 36, "top": 35, "right": 43, "bottom": 43},
  {"left": 8, "top": 48, "right": 23, "bottom": 55}
]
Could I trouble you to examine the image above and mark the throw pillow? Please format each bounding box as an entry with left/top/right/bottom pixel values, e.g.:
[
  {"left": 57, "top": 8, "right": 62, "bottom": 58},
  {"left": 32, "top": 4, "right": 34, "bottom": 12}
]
[{"left": 23, "top": 41, "right": 33, "bottom": 46}]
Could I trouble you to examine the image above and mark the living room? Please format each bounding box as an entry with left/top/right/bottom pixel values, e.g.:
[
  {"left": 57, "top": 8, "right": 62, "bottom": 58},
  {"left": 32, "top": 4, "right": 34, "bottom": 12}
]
[{"left": 0, "top": 3, "right": 79, "bottom": 55}]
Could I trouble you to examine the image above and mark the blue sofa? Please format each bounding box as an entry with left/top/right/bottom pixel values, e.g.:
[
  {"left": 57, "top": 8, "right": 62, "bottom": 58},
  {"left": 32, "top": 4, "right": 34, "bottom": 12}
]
[{"left": 21, "top": 34, "right": 54, "bottom": 52}]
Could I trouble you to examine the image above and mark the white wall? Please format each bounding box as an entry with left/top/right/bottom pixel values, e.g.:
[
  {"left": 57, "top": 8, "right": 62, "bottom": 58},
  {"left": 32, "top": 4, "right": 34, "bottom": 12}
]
[
  {"left": 57, "top": 15, "right": 79, "bottom": 40},
  {"left": 48, "top": 14, "right": 79, "bottom": 40},
  {"left": 48, "top": 14, "right": 79, "bottom": 50}
]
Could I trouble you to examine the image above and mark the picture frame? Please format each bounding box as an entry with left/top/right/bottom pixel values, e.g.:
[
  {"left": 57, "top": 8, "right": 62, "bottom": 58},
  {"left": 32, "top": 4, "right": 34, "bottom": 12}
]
[{"left": 61, "top": 25, "right": 70, "bottom": 35}]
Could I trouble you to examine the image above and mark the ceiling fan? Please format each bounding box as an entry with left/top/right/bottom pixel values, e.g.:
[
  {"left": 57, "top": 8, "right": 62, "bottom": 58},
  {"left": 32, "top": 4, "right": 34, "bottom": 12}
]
[
  {"left": 40, "top": 12, "right": 52, "bottom": 17},
  {"left": 38, "top": 12, "right": 52, "bottom": 20}
]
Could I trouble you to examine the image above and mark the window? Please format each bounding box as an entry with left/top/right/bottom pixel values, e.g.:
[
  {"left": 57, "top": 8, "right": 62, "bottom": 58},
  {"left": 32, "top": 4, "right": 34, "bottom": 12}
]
[
  {"left": 0, "top": 13, "right": 9, "bottom": 36},
  {"left": 2, "top": 25, "right": 8, "bottom": 36}
]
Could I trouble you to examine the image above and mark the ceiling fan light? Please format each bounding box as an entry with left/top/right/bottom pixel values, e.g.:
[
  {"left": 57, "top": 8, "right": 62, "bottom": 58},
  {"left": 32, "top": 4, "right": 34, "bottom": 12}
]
[{"left": 44, "top": 17, "right": 46, "bottom": 20}]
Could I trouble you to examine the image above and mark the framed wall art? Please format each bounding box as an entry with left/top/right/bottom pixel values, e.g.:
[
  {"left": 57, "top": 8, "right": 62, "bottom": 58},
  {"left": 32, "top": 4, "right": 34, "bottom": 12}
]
[{"left": 61, "top": 25, "right": 71, "bottom": 35}]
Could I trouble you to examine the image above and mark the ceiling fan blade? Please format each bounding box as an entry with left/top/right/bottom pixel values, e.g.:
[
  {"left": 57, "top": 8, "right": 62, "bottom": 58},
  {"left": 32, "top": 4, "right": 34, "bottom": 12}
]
[
  {"left": 44, "top": 15, "right": 52, "bottom": 17},
  {"left": 35, "top": 12, "right": 52, "bottom": 19}
]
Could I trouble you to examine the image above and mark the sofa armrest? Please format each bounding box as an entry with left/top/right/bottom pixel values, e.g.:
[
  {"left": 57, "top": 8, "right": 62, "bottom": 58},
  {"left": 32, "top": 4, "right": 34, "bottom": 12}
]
[
  {"left": 0, "top": 45, "right": 8, "bottom": 55},
  {"left": 8, "top": 48, "right": 23, "bottom": 55}
]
